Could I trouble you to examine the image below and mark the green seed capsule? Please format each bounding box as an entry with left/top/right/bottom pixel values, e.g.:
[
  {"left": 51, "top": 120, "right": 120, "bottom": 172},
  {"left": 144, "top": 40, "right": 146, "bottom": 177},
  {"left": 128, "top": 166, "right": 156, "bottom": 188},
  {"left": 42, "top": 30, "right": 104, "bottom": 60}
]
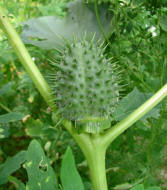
[{"left": 51, "top": 37, "right": 120, "bottom": 133}]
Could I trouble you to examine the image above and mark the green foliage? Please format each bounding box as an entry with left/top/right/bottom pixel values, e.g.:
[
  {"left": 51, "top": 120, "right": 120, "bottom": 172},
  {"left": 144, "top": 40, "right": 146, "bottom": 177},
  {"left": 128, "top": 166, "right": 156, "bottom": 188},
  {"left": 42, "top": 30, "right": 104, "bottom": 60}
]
[
  {"left": 60, "top": 147, "right": 84, "bottom": 190},
  {"left": 0, "top": 0, "right": 167, "bottom": 189},
  {"left": 25, "top": 140, "right": 58, "bottom": 190},
  {"left": 113, "top": 88, "right": 160, "bottom": 121},
  {"left": 8, "top": 176, "right": 26, "bottom": 190},
  {"left": 21, "top": 0, "right": 113, "bottom": 49},
  {"left": 0, "top": 82, "right": 13, "bottom": 97},
  {"left": 25, "top": 118, "right": 58, "bottom": 139},
  {"left": 0, "top": 112, "right": 25, "bottom": 124},
  {"left": 0, "top": 139, "right": 84, "bottom": 190},
  {"left": 0, "top": 151, "right": 26, "bottom": 185},
  {"left": 85, "top": 0, "right": 110, "bottom": 3},
  {"left": 146, "top": 187, "right": 161, "bottom": 190},
  {"left": 0, "top": 124, "right": 9, "bottom": 139},
  {"left": 160, "top": 15, "right": 167, "bottom": 32},
  {"left": 38, "top": 1, "right": 67, "bottom": 17},
  {"left": 130, "top": 184, "right": 161, "bottom": 190},
  {"left": 131, "top": 184, "right": 144, "bottom": 190}
]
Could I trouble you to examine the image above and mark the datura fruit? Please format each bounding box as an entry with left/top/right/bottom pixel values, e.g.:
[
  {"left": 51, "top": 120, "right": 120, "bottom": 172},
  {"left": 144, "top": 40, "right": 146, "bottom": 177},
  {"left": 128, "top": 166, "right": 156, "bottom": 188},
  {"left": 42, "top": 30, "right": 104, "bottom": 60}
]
[{"left": 50, "top": 36, "right": 121, "bottom": 133}]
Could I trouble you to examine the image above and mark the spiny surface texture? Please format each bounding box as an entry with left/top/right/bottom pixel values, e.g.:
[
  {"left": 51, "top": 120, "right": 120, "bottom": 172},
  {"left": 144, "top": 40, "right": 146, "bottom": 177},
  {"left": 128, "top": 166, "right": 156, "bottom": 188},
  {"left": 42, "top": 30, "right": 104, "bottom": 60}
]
[{"left": 51, "top": 38, "right": 120, "bottom": 122}]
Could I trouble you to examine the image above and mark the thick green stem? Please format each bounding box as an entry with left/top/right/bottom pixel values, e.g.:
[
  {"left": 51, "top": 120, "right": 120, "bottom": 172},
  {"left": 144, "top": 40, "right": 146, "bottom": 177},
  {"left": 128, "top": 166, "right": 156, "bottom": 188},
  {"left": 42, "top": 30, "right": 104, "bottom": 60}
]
[
  {"left": 88, "top": 150, "right": 107, "bottom": 190},
  {"left": 85, "top": 138, "right": 107, "bottom": 190},
  {"left": 63, "top": 121, "right": 108, "bottom": 190},
  {"left": 0, "top": 6, "right": 54, "bottom": 109},
  {"left": 102, "top": 83, "right": 167, "bottom": 148}
]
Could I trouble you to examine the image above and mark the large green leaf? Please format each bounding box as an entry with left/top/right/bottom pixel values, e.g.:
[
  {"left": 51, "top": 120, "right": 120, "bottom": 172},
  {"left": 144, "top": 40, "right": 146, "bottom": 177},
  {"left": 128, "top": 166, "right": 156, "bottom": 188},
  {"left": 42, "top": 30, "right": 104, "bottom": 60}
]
[
  {"left": 25, "top": 140, "right": 58, "bottom": 190},
  {"left": 21, "top": 0, "right": 113, "bottom": 49},
  {"left": 113, "top": 88, "right": 160, "bottom": 121},
  {"left": 130, "top": 184, "right": 144, "bottom": 190},
  {"left": 0, "top": 151, "right": 26, "bottom": 185},
  {"left": 160, "top": 15, "right": 167, "bottom": 32},
  {"left": 0, "top": 112, "right": 25, "bottom": 124},
  {"left": 60, "top": 147, "right": 84, "bottom": 190}
]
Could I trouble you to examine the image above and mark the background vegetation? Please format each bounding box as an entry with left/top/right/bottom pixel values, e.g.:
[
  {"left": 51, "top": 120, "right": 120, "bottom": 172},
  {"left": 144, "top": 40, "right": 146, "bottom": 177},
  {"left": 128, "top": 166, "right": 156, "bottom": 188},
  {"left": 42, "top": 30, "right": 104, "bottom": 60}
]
[{"left": 1, "top": 0, "right": 167, "bottom": 189}]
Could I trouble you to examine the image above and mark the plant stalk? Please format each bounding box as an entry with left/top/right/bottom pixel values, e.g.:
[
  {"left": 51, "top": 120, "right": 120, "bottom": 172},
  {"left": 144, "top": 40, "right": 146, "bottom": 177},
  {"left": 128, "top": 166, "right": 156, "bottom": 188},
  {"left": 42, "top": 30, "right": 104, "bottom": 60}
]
[
  {"left": 94, "top": 0, "right": 110, "bottom": 45},
  {"left": 0, "top": 102, "right": 11, "bottom": 112},
  {"left": 63, "top": 120, "right": 108, "bottom": 190},
  {"left": 85, "top": 142, "right": 107, "bottom": 190},
  {"left": 0, "top": 6, "right": 54, "bottom": 109},
  {"left": 102, "top": 83, "right": 167, "bottom": 148}
]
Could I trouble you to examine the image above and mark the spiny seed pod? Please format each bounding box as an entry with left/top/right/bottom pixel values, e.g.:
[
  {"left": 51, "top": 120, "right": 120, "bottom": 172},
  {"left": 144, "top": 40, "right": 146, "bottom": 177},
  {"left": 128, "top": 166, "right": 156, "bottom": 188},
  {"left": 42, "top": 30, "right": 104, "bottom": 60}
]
[{"left": 50, "top": 36, "right": 121, "bottom": 133}]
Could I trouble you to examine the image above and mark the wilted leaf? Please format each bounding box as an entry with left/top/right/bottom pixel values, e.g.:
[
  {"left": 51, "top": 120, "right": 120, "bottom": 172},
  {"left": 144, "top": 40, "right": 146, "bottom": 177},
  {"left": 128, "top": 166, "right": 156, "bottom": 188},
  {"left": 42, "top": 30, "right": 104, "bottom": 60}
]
[
  {"left": 0, "top": 151, "right": 26, "bottom": 185},
  {"left": 0, "top": 112, "right": 25, "bottom": 124},
  {"left": 113, "top": 88, "right": 160, "bottom": 121},
  {"left": 25, "top": 140, "right": 58, "bottom": 190},
  {"left": 21, "top": 0, "right": 113, "bottom": 49},
  {"left": 60, "top": 147, "right": 84, "bottom": 190}
]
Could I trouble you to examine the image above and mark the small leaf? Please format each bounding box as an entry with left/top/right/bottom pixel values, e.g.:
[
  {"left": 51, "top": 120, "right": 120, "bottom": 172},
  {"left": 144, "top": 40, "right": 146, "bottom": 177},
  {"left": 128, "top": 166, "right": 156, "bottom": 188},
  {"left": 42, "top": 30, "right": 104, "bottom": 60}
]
[
  {"left": 113, "top": 182, "right": 133, "bottom": 189},
  {"left": 25, "top": 118, "right": 43, "bottom": 137},
  {"left": 160, "top": 15, "right": 167, "bottom": 32},
  {"left": 130, "top": 184, "right": 145, "bottom": 190},
  {"left": 0, "top": 151, "right": 26, "bottom": 185},
  {"left": 113, "top": 88, "right": 160, "bottom": 121},
  {"left": 25, "top": 140, "right": 58, "bottom": 190},
  {"left": 60, "top": 147, "right": 84, "bottom": 190},
  {"left": 8, "top": 176, "right": 26, "bottom": 190},
  {"left": 25, "top": 118, "right": 57, "bottom": 139},
  {"left": 0, "top": 112, "right": 25, "bottom": 124}
]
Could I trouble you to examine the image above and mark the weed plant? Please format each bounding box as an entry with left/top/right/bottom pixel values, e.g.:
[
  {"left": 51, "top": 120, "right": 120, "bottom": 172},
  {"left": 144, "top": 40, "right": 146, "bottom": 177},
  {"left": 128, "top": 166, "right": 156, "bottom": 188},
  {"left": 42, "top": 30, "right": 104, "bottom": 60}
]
[{"left": 0, "top": 0, "right": 167, "bottom": 190}]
